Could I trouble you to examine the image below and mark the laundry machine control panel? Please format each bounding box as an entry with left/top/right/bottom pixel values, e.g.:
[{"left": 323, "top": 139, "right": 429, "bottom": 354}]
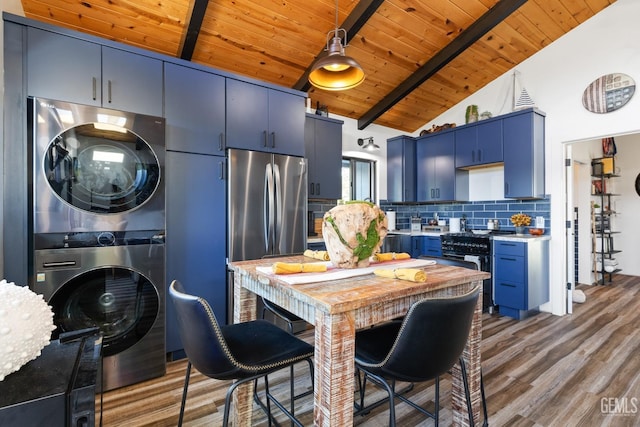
[{"left": 34, "top": 229, "right": 165, "bottom": 250}]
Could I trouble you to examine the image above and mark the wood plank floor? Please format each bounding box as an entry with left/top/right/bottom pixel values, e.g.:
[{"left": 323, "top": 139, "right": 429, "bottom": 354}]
[{"left": 98, "top": 275, "right": 640, "bottom": 426}]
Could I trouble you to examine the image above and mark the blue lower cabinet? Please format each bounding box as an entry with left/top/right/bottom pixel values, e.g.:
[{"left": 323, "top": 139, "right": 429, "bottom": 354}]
[
  {"left": 493, "top": 239, "right": 549, "bottom": 320},
  {"left": 410, "top": 236, "right": 423, "bottom": 258},
  {"left": 409, "top": 235, "right": 442, "bottom": 258},
  {"left": 422, "top": 236, "right": 442, "bottom": 257}
]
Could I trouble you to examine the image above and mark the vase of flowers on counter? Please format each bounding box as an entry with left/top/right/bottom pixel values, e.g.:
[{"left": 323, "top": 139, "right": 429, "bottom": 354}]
[{"left": 510, "top": 212, "right": 531, "bottom": 235}]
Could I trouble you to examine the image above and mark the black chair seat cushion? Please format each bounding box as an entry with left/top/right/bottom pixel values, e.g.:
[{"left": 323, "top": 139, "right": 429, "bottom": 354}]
[{"left": 220, "top": 320, "right": 314, "bottom": 380}]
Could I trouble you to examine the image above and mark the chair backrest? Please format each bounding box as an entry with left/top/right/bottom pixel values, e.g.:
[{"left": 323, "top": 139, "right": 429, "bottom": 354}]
[
  {"left": 168, "top": 280, "right": 240, "bottom": 379},
  {"left": 378, "top": 286, "right": 480, "bottom": 382}
]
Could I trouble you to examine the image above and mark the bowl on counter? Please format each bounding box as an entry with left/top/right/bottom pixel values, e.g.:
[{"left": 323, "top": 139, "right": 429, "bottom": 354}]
[{"left": 528, "top": 228, "right": 544, "bottom": 236}]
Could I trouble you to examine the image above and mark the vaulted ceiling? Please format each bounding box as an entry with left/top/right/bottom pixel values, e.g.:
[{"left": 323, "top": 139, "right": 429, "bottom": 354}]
[{"left": 20, "top": 0, "right": 616, "bottom": 132}]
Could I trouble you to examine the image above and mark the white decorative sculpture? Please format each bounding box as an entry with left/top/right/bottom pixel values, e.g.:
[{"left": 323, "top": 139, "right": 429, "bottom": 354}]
[
  {"left": 0, "top": 280, "right": 55, "bottom": 381},
  {"left": 322, "top": 201, "right": 388, "bottom": 268}
]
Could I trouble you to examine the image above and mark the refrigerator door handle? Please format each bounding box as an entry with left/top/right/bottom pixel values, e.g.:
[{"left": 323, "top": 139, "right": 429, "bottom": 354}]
[
  {"left": 265, "top": 163, "right": 275, "bottom": 253},
  {"left": 273, "top": 163, "right": 282, "bottom": 251}
]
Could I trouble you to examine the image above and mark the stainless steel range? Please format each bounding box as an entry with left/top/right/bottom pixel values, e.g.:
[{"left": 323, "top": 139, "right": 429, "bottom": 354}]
[{"left": 441, "top": 231, "right": 514, "bottom": 313}]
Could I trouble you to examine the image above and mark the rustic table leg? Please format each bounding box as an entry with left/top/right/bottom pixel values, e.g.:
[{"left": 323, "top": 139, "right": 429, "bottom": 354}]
[
  {"left": 451, "top": 280, "right": 483, "bottom": 426},
  {"left": 313, "top": 310, "right": 355, "bottom": 426},
  {"left": 232, "top": 271, "right": 257, "bottom": 427}
]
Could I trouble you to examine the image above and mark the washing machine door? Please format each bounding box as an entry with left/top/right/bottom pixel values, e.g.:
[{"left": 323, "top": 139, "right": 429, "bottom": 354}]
[
  {"left": 44, "top": 123, "right": 160, "bottom": 214},
  {"left": 49, "top": 267, "right": 159, "bottom": 357}
]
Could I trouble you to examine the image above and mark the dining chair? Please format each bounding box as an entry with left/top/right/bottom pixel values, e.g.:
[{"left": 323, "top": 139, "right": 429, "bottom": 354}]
[
  {"left": 421, "top": 256, "right": 489, "bottom": 426},
  {"left": 168, "top": 280, "right": 314, "bottom": 427},
  {"left": 354, "top": 285, "right": 481, "bottom": 427}
]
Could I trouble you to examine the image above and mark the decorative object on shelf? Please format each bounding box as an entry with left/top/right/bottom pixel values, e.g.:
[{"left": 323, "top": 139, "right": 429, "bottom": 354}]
[
  {"left": 465, "top": 104, "right": 479, "bottom": 123},
  {"left": 315, "top": 101, "right": 329, "bottom": 117},
  {"left": 602, "top": 137, "right": 617, "bottom": 157},
  {"left": 480, "top": 111, "right": 492, "bottom": 120},
  {"left": 420, "top": 123, "right": 456, "bottom": 135},
  {"left": 308, "top": 0, "right": 365, "bottom": 91},
  {"left": 528, "top": 228, "right": 544, "bottom": 236},
  {"left": 357, "top": 136, "right": 379, "bottom": 151},
  {"left": 582, "top": 73, "right": 635, "bottom": 114},
  {"left": 0, "top": 280, "right": 55, "bottom": 381},
  {"left": 511, "top": 70, "right": 536, "bottom": 111},
  {"left": 510, "top": 212, "right": 531, "bottom": 235},
  {"left": 514, "top": 88, "right": 535, "bottom": 110},
  {"left": 322, "top": 201, "right": 388, "bottom": 268}
]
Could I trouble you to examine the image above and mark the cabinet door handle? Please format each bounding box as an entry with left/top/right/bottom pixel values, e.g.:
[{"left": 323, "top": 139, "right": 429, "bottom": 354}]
[
  {"left": 500, "top": 282, "right": 516, "bottom": 288},
  {"left": 263, "top": 130, "right": 268, "bottom": 147},
  {"left": 472, "top": 150, "right": 475, "bottom": 163},
  {"left": 219, "top": 133, "right": 225, "bottom": 151},
  {"left": 271, "top": 132, "right": 276, "bottom": 148},
  {"left": 505, "top": 182, "right": 509, "bottom": 194},
  {"left": 316, "top": 183, "right": 320, "bottom": 195},
  {"left": 430, "top": 189, "right": 434, "bottom": 198},
  {"left": 107, "top": 80, "right": 112, "bottom": 104},
  {"left": 310, "top": 183, "right": 314, "bottom": 195},
  {"left": 436, "top": 188, "right": 440, "bottom": 199},
  {"left": 501, "top": 257, "right": 517, "bottom": 262},
  {"left": 478, "top": 149, "right": 482, "bottom": 162},
  {"left": 92, "top": 77, "right": 97, "bottom": 100},
  {"left": 219, "top": 160, "right": 225, "bottom": 180}
]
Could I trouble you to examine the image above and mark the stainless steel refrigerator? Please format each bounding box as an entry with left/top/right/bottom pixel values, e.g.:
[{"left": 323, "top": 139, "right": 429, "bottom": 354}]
[{"left": 226, "top": 149, "right": 307, "bottom": 321}]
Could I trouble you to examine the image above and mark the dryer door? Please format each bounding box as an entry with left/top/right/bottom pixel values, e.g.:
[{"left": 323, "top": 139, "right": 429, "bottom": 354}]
[
  {"left": 43, "top": 123, "right": 160, "bottom": 214},
  {"left": 49, "top": 267, "right": 160, "bottom": 357}
]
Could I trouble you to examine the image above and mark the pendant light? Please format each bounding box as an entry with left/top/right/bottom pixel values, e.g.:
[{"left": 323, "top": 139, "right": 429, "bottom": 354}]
[{"left": 308, "top": 0, "right": 365, "bottom": 91}]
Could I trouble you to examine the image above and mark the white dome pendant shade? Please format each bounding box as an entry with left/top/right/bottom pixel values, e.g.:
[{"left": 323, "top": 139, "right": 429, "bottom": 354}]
[{"left": 308, "top": 1, "right": 365, "bottom": 91}]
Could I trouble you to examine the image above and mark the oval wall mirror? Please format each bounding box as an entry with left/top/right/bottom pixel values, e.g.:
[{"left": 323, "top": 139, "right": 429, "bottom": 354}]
[{"left": 582, "top": 73, "right": 635, "bottom": 114}]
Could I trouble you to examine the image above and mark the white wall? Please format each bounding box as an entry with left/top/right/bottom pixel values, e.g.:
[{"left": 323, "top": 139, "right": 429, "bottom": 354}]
[
  {"left": 419, "top": 0, "right": 640, "bottom": 315},
  {"left": 0, "top": 1, "right": 26, "bottom": 278}
]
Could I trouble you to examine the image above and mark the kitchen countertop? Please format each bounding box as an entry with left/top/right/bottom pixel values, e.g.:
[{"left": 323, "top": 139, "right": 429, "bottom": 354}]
[
  {"left": 387, "top": 229, "right": 445, "bottom": 236},
  {"left": 493, "top": 234, "right": 551, "bottom": 242}
]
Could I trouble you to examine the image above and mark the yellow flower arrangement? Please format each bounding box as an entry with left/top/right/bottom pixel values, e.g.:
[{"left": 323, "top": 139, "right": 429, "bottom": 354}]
[{"left": 510, "top": 212, "right": 531, "bottom": 227}]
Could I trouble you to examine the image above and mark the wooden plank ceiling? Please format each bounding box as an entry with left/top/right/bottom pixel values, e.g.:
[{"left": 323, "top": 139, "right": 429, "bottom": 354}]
[{"left": 21, "top": 0, "right": 616, "bottom": 132}]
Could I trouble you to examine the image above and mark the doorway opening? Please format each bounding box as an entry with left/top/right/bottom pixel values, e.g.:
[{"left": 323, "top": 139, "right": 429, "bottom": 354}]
[{"left": 564, "top": 132, "right": 640, "bottom": 313}]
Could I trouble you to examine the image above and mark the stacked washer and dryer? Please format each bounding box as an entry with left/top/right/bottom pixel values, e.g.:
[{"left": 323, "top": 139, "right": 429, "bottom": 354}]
[{"left": 28, "top": 98, "right": 166, "bottom": 391}]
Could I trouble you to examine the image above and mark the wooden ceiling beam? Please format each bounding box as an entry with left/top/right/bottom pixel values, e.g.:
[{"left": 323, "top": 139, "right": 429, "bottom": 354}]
[
  {"left": 292, "top": 0, "right": 385, "bottom": 92},
  {"left": 357, "top": 0, "right": 529, "bottom": 130},
  {"left": 180, "top": 0, "right": 210, "bottom": 60}
]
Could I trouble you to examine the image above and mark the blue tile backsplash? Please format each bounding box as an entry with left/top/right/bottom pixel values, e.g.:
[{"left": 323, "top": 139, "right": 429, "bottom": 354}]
[
  {"left": 379, "top": 197, "right": 551, "bottom": 232},
  {"left": 309, "top": 196, "right": 551, "bottom": 233}
]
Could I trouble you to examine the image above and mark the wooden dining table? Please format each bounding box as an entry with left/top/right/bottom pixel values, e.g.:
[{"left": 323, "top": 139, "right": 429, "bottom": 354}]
[{"left": 228, "top": 255, "right": 490, "bottom": 426}]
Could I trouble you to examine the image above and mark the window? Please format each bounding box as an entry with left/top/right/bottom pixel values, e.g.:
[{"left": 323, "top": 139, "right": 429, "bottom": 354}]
[{"left": 342, "top": 157, "right": 376, "bottom": 201}]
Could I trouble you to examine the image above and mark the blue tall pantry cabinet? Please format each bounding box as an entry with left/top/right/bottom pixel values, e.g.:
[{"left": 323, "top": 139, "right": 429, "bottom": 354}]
[{"left": 164, "top": 63, "right": 228, "bottom": 355}]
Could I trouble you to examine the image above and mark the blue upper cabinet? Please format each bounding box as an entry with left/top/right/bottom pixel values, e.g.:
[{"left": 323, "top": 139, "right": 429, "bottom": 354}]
[
  {"left": 386, "top": 136, "right": 416, "bottom": 202},
  {"left": 416, "top": 131, "right": 456, "bottom": 202},
  {"left": 455, "top": 119, "right": 503, "bottom": 168},
  {"left": 164, "top": 63, "right": 226, "bottom": 156},
  {"left": 226, "top": 78, "right": 305, "bottom": 156},
  {"left": 27, "top": 27, "right": 163, "bottom": 117},
  {"left": 305, "top": 114, "right": 343, "bottom": 200},
  {"left": 503, "top": 109, "right": 545, "bottom": 199}
]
